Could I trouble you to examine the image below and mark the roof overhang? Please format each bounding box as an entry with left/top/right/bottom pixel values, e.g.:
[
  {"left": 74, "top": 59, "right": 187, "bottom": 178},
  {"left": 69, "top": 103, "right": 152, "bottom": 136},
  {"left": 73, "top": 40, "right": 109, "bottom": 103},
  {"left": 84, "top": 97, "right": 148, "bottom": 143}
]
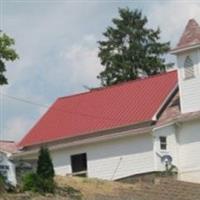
[
  {"left": 18, "top": 118, "right": 154, "bottom": 150},
  {"left": 177, "top": 110, "right": 200, "bottom": 123},
  {"left": 154, "top": 110, "right": 200, "bottom": 131},
  {"left": 152, "top": 84, "right": 178, "bottom": 121},
  {"left": 13, "top": 125, "right": 153, "bottom": 158},
  {"left": 170, "top": 43, "right": 200, "bottom": 54},
  {"left": 0, "top": 150, "right": 12, "bottom": 158}
]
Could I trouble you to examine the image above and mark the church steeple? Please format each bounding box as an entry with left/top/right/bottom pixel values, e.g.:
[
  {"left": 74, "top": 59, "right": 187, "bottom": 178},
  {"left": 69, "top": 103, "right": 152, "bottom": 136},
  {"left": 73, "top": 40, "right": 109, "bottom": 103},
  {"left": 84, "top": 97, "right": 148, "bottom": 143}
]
[
  {"left": 171, "top": 19, "right": 200, "bottom": 54},
  {"left": 171, "top": 19, "right": 200, "bottom": 114}
]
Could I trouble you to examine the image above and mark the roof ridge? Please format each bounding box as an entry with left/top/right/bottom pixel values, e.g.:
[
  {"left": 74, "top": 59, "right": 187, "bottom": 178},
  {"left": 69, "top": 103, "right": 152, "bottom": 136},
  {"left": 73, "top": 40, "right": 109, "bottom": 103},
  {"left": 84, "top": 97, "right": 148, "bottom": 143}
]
[{"left": 59, "top": 70, "right": 177, "bottom": 100}]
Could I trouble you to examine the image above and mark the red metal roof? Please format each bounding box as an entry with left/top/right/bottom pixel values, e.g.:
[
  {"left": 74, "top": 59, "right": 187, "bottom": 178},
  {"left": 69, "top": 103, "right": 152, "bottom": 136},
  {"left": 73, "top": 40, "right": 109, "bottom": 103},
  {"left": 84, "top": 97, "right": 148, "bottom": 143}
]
[
  {"left": 174, "top": 19, "right": 200, "bottom": 51},
  {"left": 0, "top": 140, "right": 17, "bottom": 153},
  {"left": 19, "top": 71, "right": 177, "bottom": 148}
]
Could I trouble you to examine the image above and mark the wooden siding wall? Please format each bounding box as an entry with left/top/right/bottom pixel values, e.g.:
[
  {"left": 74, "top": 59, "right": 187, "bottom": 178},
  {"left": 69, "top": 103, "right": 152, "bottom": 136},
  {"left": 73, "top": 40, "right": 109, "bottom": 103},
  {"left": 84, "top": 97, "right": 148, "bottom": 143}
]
[{"left": 51, "top": 133, "right": 154, "bottom": 180}]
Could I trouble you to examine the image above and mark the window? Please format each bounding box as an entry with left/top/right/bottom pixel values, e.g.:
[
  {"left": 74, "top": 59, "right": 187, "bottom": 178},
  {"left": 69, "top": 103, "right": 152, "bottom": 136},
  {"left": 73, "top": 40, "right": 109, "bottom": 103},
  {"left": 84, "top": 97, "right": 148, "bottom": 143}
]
[
  {"left": 184, "top": 56, "right": 195, "bottom": 79},
  {"left": 159, "top": 136, "right": 167, "bottom": 150},
  {"left": 71, "top": 153, "right": 87, "bottom": 177}
]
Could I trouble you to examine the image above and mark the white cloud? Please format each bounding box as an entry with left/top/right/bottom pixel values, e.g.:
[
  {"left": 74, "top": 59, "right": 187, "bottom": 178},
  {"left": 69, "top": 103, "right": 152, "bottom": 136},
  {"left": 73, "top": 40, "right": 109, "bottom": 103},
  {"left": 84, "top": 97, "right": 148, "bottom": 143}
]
[
  {"left": 3, "top": 2, "right": 107, "bottom": 103},
  {"left": 61, "top": 35, "right": 102, "bottom": 90},
  {"left": 147, "top": 1, "right": 200, "bottom": 46}
]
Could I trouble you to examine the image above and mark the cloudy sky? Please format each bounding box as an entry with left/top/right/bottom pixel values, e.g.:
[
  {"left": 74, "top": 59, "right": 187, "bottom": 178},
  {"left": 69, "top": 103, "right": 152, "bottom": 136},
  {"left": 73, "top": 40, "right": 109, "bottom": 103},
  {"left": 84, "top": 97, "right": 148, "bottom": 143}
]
[{"left": 0, "top": 0, "right": 200, "bottom": 142}]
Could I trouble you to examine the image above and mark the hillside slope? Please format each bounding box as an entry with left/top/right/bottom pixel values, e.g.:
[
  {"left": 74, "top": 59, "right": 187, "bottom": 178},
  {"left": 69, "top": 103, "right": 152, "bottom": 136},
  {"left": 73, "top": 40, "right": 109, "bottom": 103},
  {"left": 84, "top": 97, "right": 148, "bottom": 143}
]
[{"left": 1, "top": 176, "right": 200, "bottom": 200}]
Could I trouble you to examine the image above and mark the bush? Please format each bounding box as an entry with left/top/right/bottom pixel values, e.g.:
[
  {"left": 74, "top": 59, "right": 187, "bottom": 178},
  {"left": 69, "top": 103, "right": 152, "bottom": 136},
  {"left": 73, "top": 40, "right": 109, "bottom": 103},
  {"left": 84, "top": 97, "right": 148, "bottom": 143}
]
[
  {"left": 159, "top": 164, "right": 178, "bottom": 177},
  {"left": 22, "top": 172, "right": 39, "bottom": 192},
  {"left": 37, "top": 147, "right": 55, "bottom": 179},
  {"left": 39, "top": 178, "right": 55, "bottom": 193},
  {"left": 0, "top": 175, "right": 6, "bottom": 192},
  {"left": 22, "top": 172, "right": 55, "bottom": 193}
]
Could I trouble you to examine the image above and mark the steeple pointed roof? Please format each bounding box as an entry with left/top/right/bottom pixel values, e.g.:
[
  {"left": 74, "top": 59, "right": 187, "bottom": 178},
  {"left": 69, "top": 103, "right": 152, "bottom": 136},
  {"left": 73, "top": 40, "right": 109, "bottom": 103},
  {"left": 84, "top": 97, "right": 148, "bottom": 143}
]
[{"left": 173, "top": 19, "right": 200, "bottom": 52}]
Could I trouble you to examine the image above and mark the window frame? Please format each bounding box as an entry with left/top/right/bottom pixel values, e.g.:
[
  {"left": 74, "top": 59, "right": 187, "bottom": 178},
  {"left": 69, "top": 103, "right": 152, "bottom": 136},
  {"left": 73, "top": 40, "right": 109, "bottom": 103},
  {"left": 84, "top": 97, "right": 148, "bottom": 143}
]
[
  {"left": 184, "top": 56, "right": 195, "bottom": 80},
  {"left": 70, "top": 153, "right": 88, "bottom": 177},
  {"left": 159, "top": 136, "right": 167, "bottom": 150}
]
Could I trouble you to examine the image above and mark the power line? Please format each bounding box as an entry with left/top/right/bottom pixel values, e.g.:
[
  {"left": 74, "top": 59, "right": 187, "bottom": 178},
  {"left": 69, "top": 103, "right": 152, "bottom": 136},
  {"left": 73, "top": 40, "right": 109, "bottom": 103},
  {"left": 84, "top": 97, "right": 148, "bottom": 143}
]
[
  {"left": 0, "top": 92, "right": 123, "bottom": 122},
  {"left": 0, "top": 93, "right": 49, "bottom": 108}
]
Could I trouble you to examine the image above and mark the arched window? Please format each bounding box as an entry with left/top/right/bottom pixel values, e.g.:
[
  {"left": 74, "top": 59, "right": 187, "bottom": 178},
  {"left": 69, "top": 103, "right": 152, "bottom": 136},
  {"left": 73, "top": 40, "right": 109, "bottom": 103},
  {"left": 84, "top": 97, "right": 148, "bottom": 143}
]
[{"left": 184, "top": 56, "right": 195, "bottom": 79}]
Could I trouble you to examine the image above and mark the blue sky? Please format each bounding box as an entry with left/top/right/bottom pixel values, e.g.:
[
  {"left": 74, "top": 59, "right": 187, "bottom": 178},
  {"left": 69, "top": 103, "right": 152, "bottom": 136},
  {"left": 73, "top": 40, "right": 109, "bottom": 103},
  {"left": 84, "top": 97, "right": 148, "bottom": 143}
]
[{"left": 0, "top": 0, "right": 200, "bottom": 142}]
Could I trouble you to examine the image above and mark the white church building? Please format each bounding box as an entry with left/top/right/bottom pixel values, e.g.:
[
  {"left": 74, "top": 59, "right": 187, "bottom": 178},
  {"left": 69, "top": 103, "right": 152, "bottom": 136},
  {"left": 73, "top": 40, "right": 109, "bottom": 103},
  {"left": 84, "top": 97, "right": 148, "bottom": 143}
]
[{"left": 14, "top": 19, "right": 200, "bottom": 184}]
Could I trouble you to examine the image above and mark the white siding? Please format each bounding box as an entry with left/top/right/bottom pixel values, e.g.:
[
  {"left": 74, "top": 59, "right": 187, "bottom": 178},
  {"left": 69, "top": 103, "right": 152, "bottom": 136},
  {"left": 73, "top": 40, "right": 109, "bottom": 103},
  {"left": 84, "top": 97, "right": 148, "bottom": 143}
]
[
  {"left": 153, "top": 125, "right": 178, "bottom": 171},
  {"left": 177, "top": 48, "right": 200, "bottom": 113},
  {"left": 51, "top": 133, "right": 154, "bottom": 180},
  {"left": 16, "top": 118, "right": 200, "bottom": 183},
  {"left": 178, "top": 119, "right": 200, "bottom": 183}
]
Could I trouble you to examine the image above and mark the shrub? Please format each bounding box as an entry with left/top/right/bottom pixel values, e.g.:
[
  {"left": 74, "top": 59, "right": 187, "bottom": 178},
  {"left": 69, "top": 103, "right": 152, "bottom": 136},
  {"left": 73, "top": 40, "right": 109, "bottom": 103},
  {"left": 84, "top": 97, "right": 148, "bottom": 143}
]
[
  {"left": 0, "top": 175, "right": 6, "bottom": 192},
  {"left": 37, "top": 147, "right": 55, "bottom": 179},
  {"left": 22, "top": 172, "right": 39, "bottom": 192},
  {"left": 22, "top": 172, "right": 55, "bottom": 193},
  {"left": 159, "top": 164, "right": 178, "bottom": 177},
  {"left": 39, "top": 178, "right": 55, "bottom": 193}
]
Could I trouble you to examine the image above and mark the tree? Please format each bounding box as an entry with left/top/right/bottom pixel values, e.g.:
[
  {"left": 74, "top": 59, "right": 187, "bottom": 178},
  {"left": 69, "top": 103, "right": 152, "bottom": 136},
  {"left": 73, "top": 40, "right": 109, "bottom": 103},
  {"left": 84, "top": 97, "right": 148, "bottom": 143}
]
[
  {"left": 0, "top": 31, "right": 19, "bottom": 85},
  {"left": 98, "top": 8, "right": 172, "bottom": 86},
  {"left": 37, "top": 146, "right": 55, "bottom": 179}
]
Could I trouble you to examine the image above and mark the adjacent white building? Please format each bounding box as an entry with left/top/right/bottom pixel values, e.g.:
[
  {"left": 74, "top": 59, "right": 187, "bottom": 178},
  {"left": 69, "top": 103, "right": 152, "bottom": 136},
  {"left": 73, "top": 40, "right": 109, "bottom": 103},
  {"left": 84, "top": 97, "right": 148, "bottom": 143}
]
[
  {"left": 0, "top": 141, "right": 17, "bottom": 186},
  {"left": 14, "top": 19, "right": 200, "bottom": 183}
]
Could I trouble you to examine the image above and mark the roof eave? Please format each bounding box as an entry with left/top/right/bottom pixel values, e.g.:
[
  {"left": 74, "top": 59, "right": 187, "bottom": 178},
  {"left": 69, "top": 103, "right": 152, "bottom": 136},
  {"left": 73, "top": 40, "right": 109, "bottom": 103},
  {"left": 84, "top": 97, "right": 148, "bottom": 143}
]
[
  {"left": 170, "top": 43, "right": 200, "bottom": 54},
  {"left": 177, "top": 111, "right": 200, "bottom": 123},
  {"left": 153, "top": 111, "right": 200, "bottom": 131},
  {"left": 19, "top": 119, "right": 153, "bottom": 149},
  {"left": 0, "top": 150, "right": 13, "bottom": 157},
  {"left": 152, "top": 83, "right": 178, "bottom": 121},
  {"left": 13, "top": 126, "right": 153, "bottom": 158}
]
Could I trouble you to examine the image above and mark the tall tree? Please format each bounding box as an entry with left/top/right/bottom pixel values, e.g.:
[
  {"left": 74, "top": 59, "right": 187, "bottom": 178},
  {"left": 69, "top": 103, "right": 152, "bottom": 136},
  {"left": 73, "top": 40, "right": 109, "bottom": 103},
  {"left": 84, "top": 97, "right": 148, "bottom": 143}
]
[
  {"left": 0, "top": 31, "right": 19, "bottom": 85},
  {"left": 98, "top": 8, "right": 172, "bottom": 86}
]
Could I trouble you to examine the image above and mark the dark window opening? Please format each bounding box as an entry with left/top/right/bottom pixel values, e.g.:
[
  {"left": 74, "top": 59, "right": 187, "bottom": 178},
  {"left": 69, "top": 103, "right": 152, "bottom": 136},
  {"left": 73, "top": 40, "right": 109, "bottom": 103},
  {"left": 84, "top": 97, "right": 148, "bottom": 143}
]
[
  {"left": 160, "top": 136, "right": 167, "bottom": 150},
  {"left": 71, "top": 153, "right": 87, "bottom": 177}
]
